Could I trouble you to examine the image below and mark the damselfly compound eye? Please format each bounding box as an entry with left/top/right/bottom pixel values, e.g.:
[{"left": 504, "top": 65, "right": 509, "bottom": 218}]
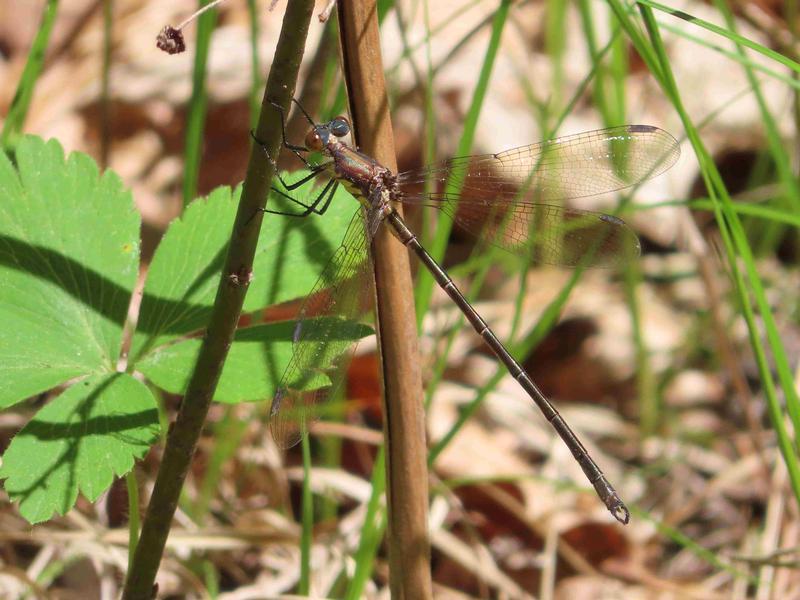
[
  {"left": 305, "top": 129, "right": 324, "bottom": 151},
  {"left": 330, "top": 116, "right": 351, "bottom": 137}
]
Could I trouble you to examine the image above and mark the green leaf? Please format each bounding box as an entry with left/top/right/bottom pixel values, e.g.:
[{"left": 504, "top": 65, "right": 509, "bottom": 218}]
[
  {"left": 0, "top": 136, "right": 139, "bottom": 408},
  {"left": 0, "top": 149, "right": 362, "bottom": 523},
  {"left": 137, "top": 319, "right": 373, "bottom": 403},
  {"left": 0, "top": 373, "right": 159, "bottom": 524},
  {"left": 129, "top": 172, "right": 357, "bottom": 362}
]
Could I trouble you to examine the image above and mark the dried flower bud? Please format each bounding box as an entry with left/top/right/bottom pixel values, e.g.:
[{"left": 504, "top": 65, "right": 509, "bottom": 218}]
[{"left": 156, "top": 26, "right": 186, "bottom": 55}]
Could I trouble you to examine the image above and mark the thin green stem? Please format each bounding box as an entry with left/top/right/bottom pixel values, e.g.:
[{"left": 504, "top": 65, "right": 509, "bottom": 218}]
[
  {"left": 100, "top": 0, "right": 113, "bottom": 168},
  {"left": 182, "top": 0, "right": 218, "bottom": 208},
  {"left": 344, "top": 445, "right": 387, "bottom": 600},
  {"left": 125, "top": 470, "right": 140, "bottom": 575},
  {"left": 1, "top": 0, "right": 59, "bottom": 151},
  {"left": 413, "top": 0, "right": 511, "bottom": 322},
  {"left": 247, "top": 0, "right": 262, "bottom": 129},
  {"left": 298, "top": 433, "right": 313, "bottom": 595},
  {"left": 639, "top": 0, "right": 800, "bottom": 75},
  {"left": 635, "top": 1, "right": 800, "bottom": 513}
]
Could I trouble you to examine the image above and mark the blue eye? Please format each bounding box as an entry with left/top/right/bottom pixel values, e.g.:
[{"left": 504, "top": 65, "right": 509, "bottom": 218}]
[{"left": 330, "top": 116, "right": 350, "bottom": 137}]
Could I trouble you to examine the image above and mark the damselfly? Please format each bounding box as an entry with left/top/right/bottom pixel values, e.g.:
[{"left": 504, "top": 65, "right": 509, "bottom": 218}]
[{"left": 256, "top": 100, "right": 680, "bottom": 524}]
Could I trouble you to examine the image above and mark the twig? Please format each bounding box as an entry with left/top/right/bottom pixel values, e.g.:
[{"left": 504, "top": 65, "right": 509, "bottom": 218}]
[{"left": 121, "top": 2, "right": 316, "bottom": 598}]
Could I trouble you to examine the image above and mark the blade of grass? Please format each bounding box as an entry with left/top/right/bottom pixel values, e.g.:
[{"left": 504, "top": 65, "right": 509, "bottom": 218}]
[
  {"left": 631, "top": 2, "right": 800, "bottom": 513},
  {"left": 577, "top": 0, "right": 623, "bottom": 125},
  {"left": 676, "top": 198, "right": 800, "bottom": 227},
  {"left": 246, "top": 0, "right": 261, "bottom": 129},
  {"left": 639, "top": 0, "right": 800, "bottom": 76},
  {"left": 425, "top": 32, "right": 637, "bottom": 460},
  {"left": 298, "top": 433, "right": 313, "bottom": 595},
  {"left": 712, "top": 0, "right": 800, "bottom": 256},
  {"left": 580, "top": 1, "right": 662, "bottom": 437},
  {"left": 545, "top": 0, "right": 568, "bottom": 114},
  {"left": 385, "top": 0, "right": 485, "bottom": 77},
  {"left": 413, "top": 0, "right": 512, "bottom": 328},
  {"left": 607, "top": 15, "right": 628, "bottom": 125},
  {"left": 0, "top": 0, "right": 59, "bottom": 151},
  {"left": 418, "top": 0, "right": 438, "bottom": 252},
  {"left": 422, "top": 244, "right": 496, "bottom": 411},
  {"left": 631, "top": 506, "right": 756, "bottom": 582},
  {"left": 429, "top": 262, "right": 587, "bottom": 463},
  {"left": 624, "top": 259, "right": 658, "bottom": 435},
  {"left": 201, "top": 559, "right": 219, "bottom": 597},
  {"left": 125, "top": 470, "right": 140, "bottom": 575},
  {"left": 100, "top": 0, "right": 113, "bottom": 168},
  {"left": 182, "top": 0, "right": 219, "bottom": 207},
  {"left": 191, "top": 407, "right": 249, "bottom": 523},
  {"left": 344, "top": 444, "right": 387, "bottom": 600},
  {"left": 657, "top": 19, "right": 800, "bottom": 92}
]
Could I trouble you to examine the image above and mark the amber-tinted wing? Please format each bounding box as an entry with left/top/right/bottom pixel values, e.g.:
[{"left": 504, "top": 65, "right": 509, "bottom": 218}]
[
  {"left": 395, "top": 125, "right": 679, "bottom": 267},
  {"left": 269, "top": 211, "right": 374, "bottom": 449}
]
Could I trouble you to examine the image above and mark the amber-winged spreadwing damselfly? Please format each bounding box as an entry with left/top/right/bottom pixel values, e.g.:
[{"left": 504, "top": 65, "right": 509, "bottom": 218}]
[{"left": 255, "top": 100, "right": 680, "bottom": 524}]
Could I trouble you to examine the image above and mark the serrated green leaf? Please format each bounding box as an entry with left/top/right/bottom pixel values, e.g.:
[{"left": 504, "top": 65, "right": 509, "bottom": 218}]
[
  {"left": 0, "top": 143, "right": 365, "bottom": 524},
  {"left": 130, "top": 172, "right": 357, "bottom": 362},
  {"left": 0, "top": 136, "right": 139, "bottom": 408},
  {"left": 0, "top": 373, "right": 159, "bottom": 524},
  {"left": 137, "top": 319, "right": 372, "bottom": 403}
]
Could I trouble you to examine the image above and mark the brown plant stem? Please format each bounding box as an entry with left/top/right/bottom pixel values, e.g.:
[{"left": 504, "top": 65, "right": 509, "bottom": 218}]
[
  {"left": 121, "top": 2, "right": 315, "bottom": 597},
  {"left": 336, "top": 2, "right": 432, "bottom": 598}
]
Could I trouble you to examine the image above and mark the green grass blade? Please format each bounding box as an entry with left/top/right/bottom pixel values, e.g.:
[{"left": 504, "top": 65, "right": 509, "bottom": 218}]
[
  {"left": 299, "top": 433, "right": 313, "bottom": 595},
  {"left": 126, "top": 470, "right": 140, "bottom": 574},
  {"left": 247, "top": 0, "right": 262, "bottom": 129},
  {"left": 417, "top": 0, "right": 437, "bottom": 254},
  {"left": 637, "top": 3, "right": 800, "bottom": 513},
  {"left": 577, "top": 0, "right": 622, "bottom": 125},
  {"left": 640, "top": 0, "right": 800, "bottom": 75},
  {"left": 545, "top": 0, "right": 568, "bottom": 113},
  {"left": 712, "top": 0, "right": 800, "bottom": 218},
  {"left": 100, "top": 0, "right": 113, "bottom": 167},
  {"left": 191, "top": 408, "right": 248, "bottom": 522},
  {"left": 680, "top": 198, "right": 800, "bottom": 227},
  {"left": 658, "top": 20, "right": 800, "bottom": 92},
  {"left": 631, "top": 507, "right": 756, "bottom": 582},
  {"left": 429, "top": 262, "right": 586, "bottom": 463},
  {"left": 413, "top": 0, "right": 511, "bottom": 325},
  {"left": 385, "top": 0, "right": 485, "bottom": 77},
  {"left": 182, "top": 0, "right": 219, "bottom": 207},
  {"left": 0, "top": 0, "right": 59, "bottom": 151},
  {"left": 422, "top": 247, "right": 497, "bottom": 410},
  {"left": 625, "top": 260, "right": 658, "bottom": 435},
  {"left": 344, "top": 444, "right": 387, "bottom": 600}
]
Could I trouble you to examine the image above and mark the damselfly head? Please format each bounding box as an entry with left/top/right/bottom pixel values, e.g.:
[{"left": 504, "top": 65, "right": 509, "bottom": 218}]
[
  {"left": 305, "top": 128, "right": 326, "bottom": 151},
  {"left": 305, "top": 116, "right": 351, "bottom": 151}
]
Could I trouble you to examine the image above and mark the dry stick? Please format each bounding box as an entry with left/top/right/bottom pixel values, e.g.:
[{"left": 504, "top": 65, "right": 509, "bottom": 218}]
[
  {"left": 121, "top": 2, "right": 316, "bottom": 598},
  {"left": 336, "top": 2, "right": 433, "bottom": 599}
]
